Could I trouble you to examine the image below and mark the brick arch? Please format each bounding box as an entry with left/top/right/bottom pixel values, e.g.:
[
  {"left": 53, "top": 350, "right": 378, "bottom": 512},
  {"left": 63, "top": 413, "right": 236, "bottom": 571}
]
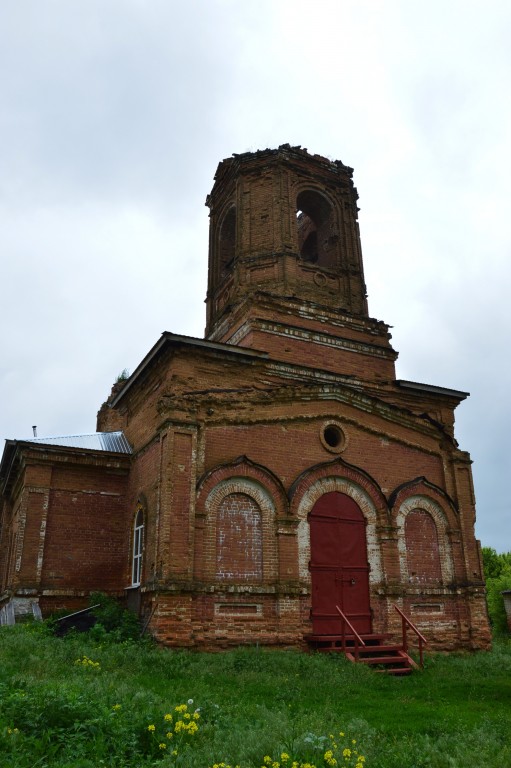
[
  {"left": 395, "top": 495, "right": 454, "bottom": 584},
  {"left": 294, "top": 181, "right": 336, "bottom": 216},
  {"left": 197, "top": 456, "right": 288, "bottom": 517},
  {"left": 295, "top": 186, "right": 337, "bottom": 268},
  {"left": 289, "top": 459, "right": 388, "bottom": 585},
  {"left": 196, "top": 458, "right": 286, "bottom": 583},
  {"left": 289, "top": 457, "right": 388, "bottom": 523},
  {"left": 389, "top": 477, "right": 459, "bottom": 531}
]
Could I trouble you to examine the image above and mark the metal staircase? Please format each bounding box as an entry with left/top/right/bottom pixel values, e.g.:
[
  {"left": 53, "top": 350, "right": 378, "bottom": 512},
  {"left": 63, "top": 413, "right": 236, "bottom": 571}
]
[{"left": 306, "top": 605, "right": 427, "bottom": 676}]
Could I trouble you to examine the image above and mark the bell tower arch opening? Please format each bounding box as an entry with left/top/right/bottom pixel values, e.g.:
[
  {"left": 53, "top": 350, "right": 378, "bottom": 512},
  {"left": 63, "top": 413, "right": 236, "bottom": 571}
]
[
  {"left": 218, "top": 205, "right": 236, "bottom": 281},
  {"left": 296, "top": 190, "right": 335, "bottom": 269},
  {"left": 205, "top": 145, "right": 373, "bottom": 339}
]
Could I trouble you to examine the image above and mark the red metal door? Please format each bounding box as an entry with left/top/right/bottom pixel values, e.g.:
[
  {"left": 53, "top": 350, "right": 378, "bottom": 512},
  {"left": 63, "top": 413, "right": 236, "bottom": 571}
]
[{"left": 309, "top": 491, "right": 371, "bottom": 635}]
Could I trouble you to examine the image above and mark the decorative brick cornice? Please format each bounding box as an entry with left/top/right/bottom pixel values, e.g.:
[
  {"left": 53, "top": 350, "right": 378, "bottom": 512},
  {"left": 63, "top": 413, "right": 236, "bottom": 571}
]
[{"left": 229, "top": 319, "right": 397, "bottom": 361}]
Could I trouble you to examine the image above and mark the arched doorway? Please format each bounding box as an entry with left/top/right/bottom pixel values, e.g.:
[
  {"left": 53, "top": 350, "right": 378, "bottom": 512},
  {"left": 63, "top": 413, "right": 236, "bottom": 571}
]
[{"left": 309, "top": 491, "right": 371, "bottom": 635}]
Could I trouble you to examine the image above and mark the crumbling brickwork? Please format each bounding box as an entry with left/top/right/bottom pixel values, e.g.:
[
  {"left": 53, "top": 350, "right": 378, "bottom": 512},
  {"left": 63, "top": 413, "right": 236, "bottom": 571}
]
[{"left": 0, "top": 145, "right": 491, "bottom": 650}]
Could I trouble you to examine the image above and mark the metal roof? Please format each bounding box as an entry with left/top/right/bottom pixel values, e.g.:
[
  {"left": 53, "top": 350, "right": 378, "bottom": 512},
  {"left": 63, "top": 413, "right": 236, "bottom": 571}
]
[
  {"left": 23, "top": 431, "right": 132, "bottom": 453},
  {"left": 395, "top": 379, "right": 469, "bottom": 400}
]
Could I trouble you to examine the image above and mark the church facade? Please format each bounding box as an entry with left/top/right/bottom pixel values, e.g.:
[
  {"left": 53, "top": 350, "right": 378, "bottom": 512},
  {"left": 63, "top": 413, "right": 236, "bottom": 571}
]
[{"left": 0, "top": 145, "right": 491, "bottom": 650}]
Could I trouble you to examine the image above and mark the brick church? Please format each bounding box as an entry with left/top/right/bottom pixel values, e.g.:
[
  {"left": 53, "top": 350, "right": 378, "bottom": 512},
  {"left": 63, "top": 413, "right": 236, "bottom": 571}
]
[{"left": 0, "top": 145, "right": 491, "bottom": 651}]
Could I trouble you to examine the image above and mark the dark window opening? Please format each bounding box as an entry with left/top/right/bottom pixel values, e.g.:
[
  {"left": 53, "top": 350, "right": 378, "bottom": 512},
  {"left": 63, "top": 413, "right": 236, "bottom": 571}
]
[
  {"left": 218, "top": 206, "right": 236, "bottom": 279},
  {"left": 296, "top": 190, "right": 334, "bottom": 268},
  {"left": 301, "top": 229, "right": 318, "bottom": 263},
  {"left": 324, "top": 424, "right": 343, "bottom": 448}
]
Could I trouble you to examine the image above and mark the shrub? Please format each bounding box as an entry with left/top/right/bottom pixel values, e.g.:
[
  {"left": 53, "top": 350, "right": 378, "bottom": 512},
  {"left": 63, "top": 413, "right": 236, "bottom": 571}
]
[
  {"left": 89, "top": 592, "right": 142, "bottom": 641},
  {"left": 482, "top": 547, "right": 511, "bottom": 635}
]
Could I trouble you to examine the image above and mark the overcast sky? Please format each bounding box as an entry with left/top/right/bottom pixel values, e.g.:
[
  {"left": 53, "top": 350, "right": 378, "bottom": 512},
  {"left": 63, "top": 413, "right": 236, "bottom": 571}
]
[{"left": 1, "top": 1, "right": 509, "bottom": 552}]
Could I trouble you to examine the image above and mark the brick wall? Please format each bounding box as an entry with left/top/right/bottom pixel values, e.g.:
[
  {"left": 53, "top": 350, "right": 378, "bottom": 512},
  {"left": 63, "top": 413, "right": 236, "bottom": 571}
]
[{"left": 0, "top": 146, "right": 491, "bottom": 651}]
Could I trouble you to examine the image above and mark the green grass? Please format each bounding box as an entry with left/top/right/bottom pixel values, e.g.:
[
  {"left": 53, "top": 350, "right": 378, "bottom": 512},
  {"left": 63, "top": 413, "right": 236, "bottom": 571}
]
[{"left": 0, "top": 624, "right": 510, "bottom": 767}]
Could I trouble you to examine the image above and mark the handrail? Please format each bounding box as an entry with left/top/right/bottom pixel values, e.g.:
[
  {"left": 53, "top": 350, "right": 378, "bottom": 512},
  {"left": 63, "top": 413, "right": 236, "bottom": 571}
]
[
  {"left": 393, "top": 604, "right": 427, "bottom": 668},
  {"left": 336, "top": 605, "right": 366, "bottom": 661}
]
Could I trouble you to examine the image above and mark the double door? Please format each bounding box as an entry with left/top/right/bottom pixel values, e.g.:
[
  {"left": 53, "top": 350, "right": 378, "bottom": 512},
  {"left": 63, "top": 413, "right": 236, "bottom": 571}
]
[{"left": 309, "top": 491, "right": 371, "bottom": 635}]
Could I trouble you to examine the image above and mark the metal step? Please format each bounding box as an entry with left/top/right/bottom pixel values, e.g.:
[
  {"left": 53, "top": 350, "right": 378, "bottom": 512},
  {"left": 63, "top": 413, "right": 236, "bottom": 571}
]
[
  {"left": 307, "top": 633, "right": 415, "bottom": 675},
  {"left": 357, "top": 645, "right": 403, "bottom": 654},
  {"left": 305, "top": 633, "right": 389, "bottom": 643},
  {"left": 356, "top": 655, "right": 408, "bottom": 665},
  {"left": 375, "top": 666, "right": 412, "bottom": 676}
]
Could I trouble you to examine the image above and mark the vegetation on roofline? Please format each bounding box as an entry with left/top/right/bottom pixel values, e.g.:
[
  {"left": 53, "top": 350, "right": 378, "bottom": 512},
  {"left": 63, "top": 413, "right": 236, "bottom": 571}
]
[{"left": 115, "top": 368, "right": 130, "bottom": 383}]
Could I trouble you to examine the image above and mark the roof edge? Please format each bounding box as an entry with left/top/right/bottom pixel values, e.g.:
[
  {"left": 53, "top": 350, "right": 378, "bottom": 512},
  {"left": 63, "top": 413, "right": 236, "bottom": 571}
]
[
  {"left": 396, "top": 379, "right": 469, "bottom": 401},
  {"left": 110, "top": 332, "right": 268, "bottom": 407}
]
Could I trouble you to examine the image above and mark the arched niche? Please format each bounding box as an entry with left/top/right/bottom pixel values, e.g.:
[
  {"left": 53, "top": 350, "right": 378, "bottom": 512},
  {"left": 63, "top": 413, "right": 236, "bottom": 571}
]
[
  {"left": 202, "top": 477, "right": 277, "bottom": 582},
  {"left": 395, "top": 495, "right": 454, "bottom": 584}
]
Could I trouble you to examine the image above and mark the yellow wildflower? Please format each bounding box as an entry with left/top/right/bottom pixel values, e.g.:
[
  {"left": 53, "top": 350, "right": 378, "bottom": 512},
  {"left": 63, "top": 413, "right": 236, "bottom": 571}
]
[
  {"left": 147, "top": 724, "right": 156, "bottom": 732},
  {"left": 164, "top": 713, "right": 173, "bottom": 722},
  {"left": 159, "top": 743, "right": 167, "bottom": 750}
]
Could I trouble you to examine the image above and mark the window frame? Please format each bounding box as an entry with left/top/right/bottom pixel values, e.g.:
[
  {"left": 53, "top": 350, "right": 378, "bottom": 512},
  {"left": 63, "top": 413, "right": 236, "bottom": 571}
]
[{"left": 131, "top": 506, "right": 144, "bottom": 587}]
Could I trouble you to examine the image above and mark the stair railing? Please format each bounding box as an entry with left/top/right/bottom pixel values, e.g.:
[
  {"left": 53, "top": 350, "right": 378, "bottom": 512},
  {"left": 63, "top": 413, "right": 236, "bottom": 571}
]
[
  {"left": 393, "top": 604, "right": 427, "bottom": 668},
  {"left": 335, "top": 605, "right": 366, "bottom": 661}
]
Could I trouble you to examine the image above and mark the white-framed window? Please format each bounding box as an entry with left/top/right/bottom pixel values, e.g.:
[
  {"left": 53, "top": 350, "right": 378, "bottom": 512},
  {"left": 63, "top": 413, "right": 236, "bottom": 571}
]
[{"left": 131, "top": 506, "right": 144, "bottom": 587}]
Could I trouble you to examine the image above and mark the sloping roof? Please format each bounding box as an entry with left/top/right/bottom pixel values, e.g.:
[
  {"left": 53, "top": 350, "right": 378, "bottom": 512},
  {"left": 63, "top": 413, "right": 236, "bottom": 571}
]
[
  {"left": 110, "top": 331, "right": 269, "bottom": 406},
  {"left": 395, "top": 379, "right": 469, "bottom": 401},
  {"left": 23, "top": 431, "right": 132, "bottom": 453},
  {"left": 0, "top": 431, "right": 132, "bottom": 497}
]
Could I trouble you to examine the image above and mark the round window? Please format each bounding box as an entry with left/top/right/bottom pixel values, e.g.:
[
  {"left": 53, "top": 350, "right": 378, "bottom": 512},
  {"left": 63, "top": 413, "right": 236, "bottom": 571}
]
[{"left": 320, "top": 422, "right": 346, "bottom": 453}]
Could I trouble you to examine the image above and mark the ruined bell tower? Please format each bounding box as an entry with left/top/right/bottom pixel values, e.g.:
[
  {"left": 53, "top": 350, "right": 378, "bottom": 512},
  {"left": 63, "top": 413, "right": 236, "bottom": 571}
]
[
  {"left": 204, "top": 144, "right": 396, "bottom": 383},
  {"left": 205, "top": 144, "right": 369, "bottom": 338}
]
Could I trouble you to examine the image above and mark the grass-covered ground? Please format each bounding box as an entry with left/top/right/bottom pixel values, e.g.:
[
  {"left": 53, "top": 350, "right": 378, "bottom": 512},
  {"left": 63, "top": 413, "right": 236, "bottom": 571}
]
[{"left": 0, "top": 624, "right": 510, "bottom": 767}]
